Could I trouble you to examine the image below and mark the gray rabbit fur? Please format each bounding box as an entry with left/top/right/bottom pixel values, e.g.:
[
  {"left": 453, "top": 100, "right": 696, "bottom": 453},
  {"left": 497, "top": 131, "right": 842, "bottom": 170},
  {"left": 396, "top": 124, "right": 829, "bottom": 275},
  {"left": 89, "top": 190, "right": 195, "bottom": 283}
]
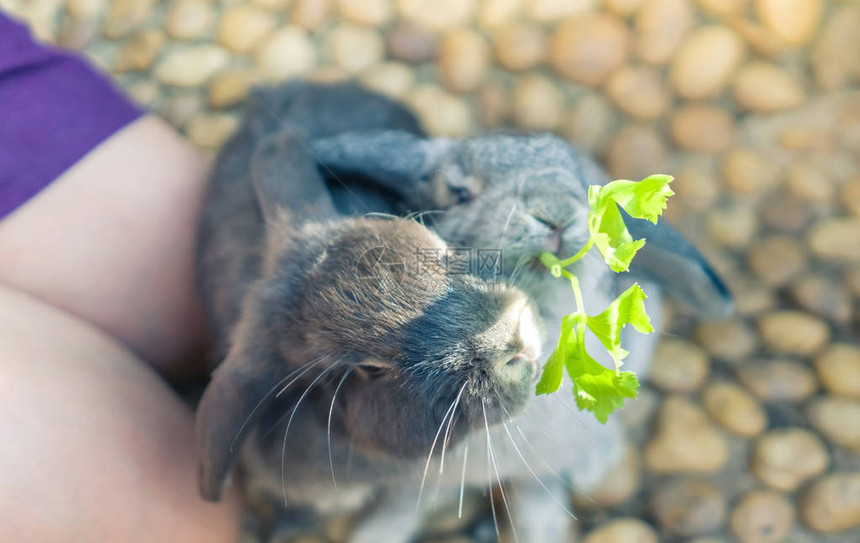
[{"left": 196, "top": 81, "right": 732, "bottom": 543}]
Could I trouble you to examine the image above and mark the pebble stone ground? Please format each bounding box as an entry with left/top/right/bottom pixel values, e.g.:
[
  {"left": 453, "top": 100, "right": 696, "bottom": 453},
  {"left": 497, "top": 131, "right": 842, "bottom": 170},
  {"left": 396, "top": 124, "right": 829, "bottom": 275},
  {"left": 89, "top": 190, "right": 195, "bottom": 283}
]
[{"left": 3, "top": 0, "right": 859, "bottom": 542}]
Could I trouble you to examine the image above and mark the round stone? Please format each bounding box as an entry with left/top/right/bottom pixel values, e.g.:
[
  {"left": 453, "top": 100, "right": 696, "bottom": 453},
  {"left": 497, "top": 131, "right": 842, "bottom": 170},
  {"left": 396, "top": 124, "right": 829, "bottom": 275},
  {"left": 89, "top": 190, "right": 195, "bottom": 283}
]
[
  {"left": 550, "top": 13, "right": 631, "bottom": 86},
  {"left": 635, "top": 0, "right": 695, "bottom": 65},
  {"left": 606, "top": 124, "right": 665, "bottom": 181},
  {"left": 755, "top": 0, "right": 822, "bottom": 45},
  {"left": 703, "top": 381, "right": 767, "bottom": 437},
  {"left": 760, "top": 195, "right": 813, "bottom": 234},
  {"left": 125, "top": 80, "right": 160, "bottom": 107},
  {"left": 606, "top": 65, "right": 669, "bottom": 120},
  {"left": 808, "top": 397, "right": 860, "bottom": 453},
  {"left": 730, "top": 276, "right": 776, "bottom": 316},
  {"left": 786, "top": 162, "right": 834, "bottom": 203},
  {"left": 404, "top": 85, "right": 471, "bottom": 137},
  {"left": 697, "top": 0, "right": 748, "bottom": 17},
  {"left": 165, "top": 0, "right": 215, "bottom": 40},
  {"left": 308, "top": 66, "right": 350, "bottom": 84},
  {"left": 841, "top": 176, "right": 860, "bottom": 216},
  {"left": 753, "top": 429, "right": 829, "bottom": 491},
  {"left": 649, "top": 339, "right": 709, "bottom": 393},
  {"left": 808, "top": 218, "right": 860, "bottom": 261},
  {"left": 512, "top": 75, "right": 565, "bottom": 131},
  {"left": 645, "top": 396, "right": 728, "bottom": 473},
  {"left": 670, "top": 25, "right": 745, "bottom": 99},
  {"left": 695, "top": 319, "right": 758, "bottom": 362},
  {"left": 494, "top": 23, "right": 546, "bottom": 71},
  {"left": 218, "top": 5, "right": 275, "bottom": 53},
  {"left": 758, "top": 311, "right": 829, "bottom": 357},
  {"left": 209, "top": 69, "right": 260, "bottom": 108},
  {"left": 155, "top": 45, "right": 230, "bottom": 87},
  {"left": 722, "top": 148, "right": 780, "bottom": 195},
  {"left": 801, "top": 473, "right": 860, "bottom": 533},
  {"left": 604, "top": 0, "right": 643, "bottom": 17},
  {"left": 672, "top": 161, "right": 720, "bottom": 211},
  {"left": 670, "top": 104, "right": 734, "bottom": 153},
  {"left": 582, "top": 518, "right": 657, "bottom": 543},
  {"left": 396, "top": 0, "right": 475, "bottom": 31},
  {"left": 292, "top": 0, "right": 331, "bottom": 30},
  {"left": 158, "top": 94, "right": 203, "bottom": 128},
  {"left": 586, "top": 445, "right": 641, "bottom": 507},
  {"left": 386, "top": 22, "right": 438, "bottom": 63},
  {"left": 114, "top": 29, "right": 165, "bottom": 72},
  {"left": 729, "top": 17, "right": 788, "bottom": 56},
  {"left": 730, "top": 490, "right": 794, "bottom": 543},
  {"left": 733, "top": 62, "right": 806, "bottom": 112},
  {"left": 103, "top": 0, "right": 156, "bottom": 38},
  {"left": 255, "top": 27, "right": 316, "bottom": 80},
  {"left": 478, "top": 0, "right": 522, "bottom": 28},
  {"left": 325, "top": 23, "right": 385, "bottom": 73},
  {"left": 438, "top": 29, "right": 490, "bottom": 92},
  {"left": 815, "top": 344, "right": 860, "bottom": 399},
  {"left": 812, "top": 6, "right": 860, "bottom": 90},
  {"left": 359, "top": 62, "right": 414, "bottom": 98},
  {"left": 186, "top": 113, "right": 239, "bottom": 149},
  {"left": 67, "top": 0, "right": 107, "bottom": 21},
  {"left": 747, "top": 236, "right": 806, "bottom": 287},
  {"left": 707, "top": 205, "right": 757, "bottom": 249},
  {"left": 790, "top": 275, "right": 853, "bottom": 324},
  {"left": 778, "top": 126, "right": 836, "bottom": 153},
  {"left": 525, "top": 0, "right": 594, "bottom": 22},
  {"left": 652, "top": 478, "right": 727, "bottom": 537},
  {"left": 338, "top": 0, "right": 392, "bottom": 25},
  {"left": 737, "top": 360, "right": 817, "bottom": 403},
  {"left": 475, "top": 84, "right": 511, "bottom": 128},
  {"left": 562, "top": 93, "right": 615, "bottom": 155}
]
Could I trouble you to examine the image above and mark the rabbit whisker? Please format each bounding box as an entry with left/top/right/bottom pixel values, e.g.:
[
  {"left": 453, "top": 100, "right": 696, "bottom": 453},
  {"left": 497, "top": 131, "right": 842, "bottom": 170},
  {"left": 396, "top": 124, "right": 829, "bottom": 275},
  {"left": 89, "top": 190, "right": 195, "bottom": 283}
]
[
  {"left": 327, "top": 367, "right": 353, "bottom": 490},
  {"left": 551, "top": 394, "right": 598, "bottom": 441},
  {"left": 439, "top": 384, "right": 466, "bottom": 475},
  {"left": 281, "top": 362, "right": 340, "bottom": 507},
  {"left": 501, "top": 421, "right": 576, "bottom": 519},
  {"left": 483, "top": 399, "right": 518, "bottom": 543},
  {"left": 416, "top": 385, "right": 465, "bottom": 510},
  {"left": 513, "top": 424, "right": 576, "bottom": 495},
  {"left": 458, "top": 443, "right": 469, "bottom": 519},
  {"left": 229, "top": 359, "right": 323, "bottom": 453},
  {"left": 497, "top": 203, "right": 518, "bottom": 252},
  {"left": 482, "top": 400, "right": 503, "bottom": 543},
  {"left": 275, "top": 358, "right": 327, "bottom": 398}
]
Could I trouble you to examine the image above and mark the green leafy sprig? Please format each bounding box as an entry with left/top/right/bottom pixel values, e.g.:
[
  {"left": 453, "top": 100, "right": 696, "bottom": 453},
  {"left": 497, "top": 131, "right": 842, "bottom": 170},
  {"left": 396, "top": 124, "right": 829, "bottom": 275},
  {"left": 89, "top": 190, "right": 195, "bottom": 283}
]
[{"left": 535, "top": 175, "right": 674, "bottom": 423}]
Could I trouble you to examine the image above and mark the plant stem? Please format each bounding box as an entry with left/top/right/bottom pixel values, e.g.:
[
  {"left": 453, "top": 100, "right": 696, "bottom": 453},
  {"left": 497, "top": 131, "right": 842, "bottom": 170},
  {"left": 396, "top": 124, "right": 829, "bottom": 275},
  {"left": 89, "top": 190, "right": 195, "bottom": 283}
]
[{"left": 558, "top": 238, "right": 594, "bottom": 268}]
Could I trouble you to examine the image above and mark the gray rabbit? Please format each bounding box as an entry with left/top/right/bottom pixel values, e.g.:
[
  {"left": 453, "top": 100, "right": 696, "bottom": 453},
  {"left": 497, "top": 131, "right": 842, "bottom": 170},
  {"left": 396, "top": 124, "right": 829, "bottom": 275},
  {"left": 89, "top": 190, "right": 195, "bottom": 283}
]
[{"left": 196, "top": 81, "right": 732, "bottom": 543}]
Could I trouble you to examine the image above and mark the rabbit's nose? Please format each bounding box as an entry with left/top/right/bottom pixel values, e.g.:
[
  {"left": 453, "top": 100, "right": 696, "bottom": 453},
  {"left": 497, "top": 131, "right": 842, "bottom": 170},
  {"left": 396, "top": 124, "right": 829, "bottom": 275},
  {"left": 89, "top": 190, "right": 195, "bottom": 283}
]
[{"left": 543, "top": 229, "right": 563, "bottom": 253}]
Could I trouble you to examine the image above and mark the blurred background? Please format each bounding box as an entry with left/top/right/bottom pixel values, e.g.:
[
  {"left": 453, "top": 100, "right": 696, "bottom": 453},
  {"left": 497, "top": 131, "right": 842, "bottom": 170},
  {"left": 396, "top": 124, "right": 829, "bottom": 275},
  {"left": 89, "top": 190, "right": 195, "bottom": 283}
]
[{"left": 3, "top": 0, "right": 859, "bottom": 541}]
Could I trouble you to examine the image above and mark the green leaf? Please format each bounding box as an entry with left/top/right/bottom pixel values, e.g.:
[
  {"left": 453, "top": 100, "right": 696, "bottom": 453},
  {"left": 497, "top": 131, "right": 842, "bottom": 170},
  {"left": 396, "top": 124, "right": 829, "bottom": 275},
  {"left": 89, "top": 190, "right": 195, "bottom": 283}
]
[
  {"left": 587, "top": 185, "right": 646, "bottom": 272},
  {"left": 535, "top": 350, "right": 564, "bottom": 395},
  {"left": 560, "top": 335, "right": 639, "bottom": 424},
  {"left": 602, "top": 175, "right": 675, "bottom": 224},
  {"left": 572, "top": 361, "right": 640, "bottom": 424},
  {"left": 586, "top": 284, "right": 654, "bottom": 368},
  {"left": 536, "top": 314, "right": 576, "bottom": 395}
]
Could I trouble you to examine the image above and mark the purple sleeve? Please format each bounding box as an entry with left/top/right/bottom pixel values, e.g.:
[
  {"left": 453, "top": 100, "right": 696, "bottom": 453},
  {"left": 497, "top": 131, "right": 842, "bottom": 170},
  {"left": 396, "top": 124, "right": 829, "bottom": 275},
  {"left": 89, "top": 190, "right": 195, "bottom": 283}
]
[{"left": 0, "top": 12, "right": 143, "bottom": 220}]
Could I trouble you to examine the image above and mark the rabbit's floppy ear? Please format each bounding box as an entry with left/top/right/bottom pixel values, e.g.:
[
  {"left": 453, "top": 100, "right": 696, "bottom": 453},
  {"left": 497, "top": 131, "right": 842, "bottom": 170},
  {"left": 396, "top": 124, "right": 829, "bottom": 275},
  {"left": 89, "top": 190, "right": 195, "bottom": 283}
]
[
  {"left": 625, "top": 215, "right": 733, "bottom": 319},
  {"left": 196, "top": 303, "right": 289, "bottom": 502},
  {"left": 251, "top": 130, "right": 339, "bottom": 223},
  {"left": 308, "top": 130, "right": 458, "bottom": 208}
]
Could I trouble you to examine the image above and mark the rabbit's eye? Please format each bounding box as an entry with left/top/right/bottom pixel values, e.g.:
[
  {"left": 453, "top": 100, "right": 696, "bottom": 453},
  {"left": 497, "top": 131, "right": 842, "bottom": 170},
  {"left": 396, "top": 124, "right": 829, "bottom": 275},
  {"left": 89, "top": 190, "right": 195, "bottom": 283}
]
[
  {"left": 357, "top": 359, "right": 391, "bottom": 379},
  {"left": 454, "top": 187, "right": 472, "bottom": 204}
]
